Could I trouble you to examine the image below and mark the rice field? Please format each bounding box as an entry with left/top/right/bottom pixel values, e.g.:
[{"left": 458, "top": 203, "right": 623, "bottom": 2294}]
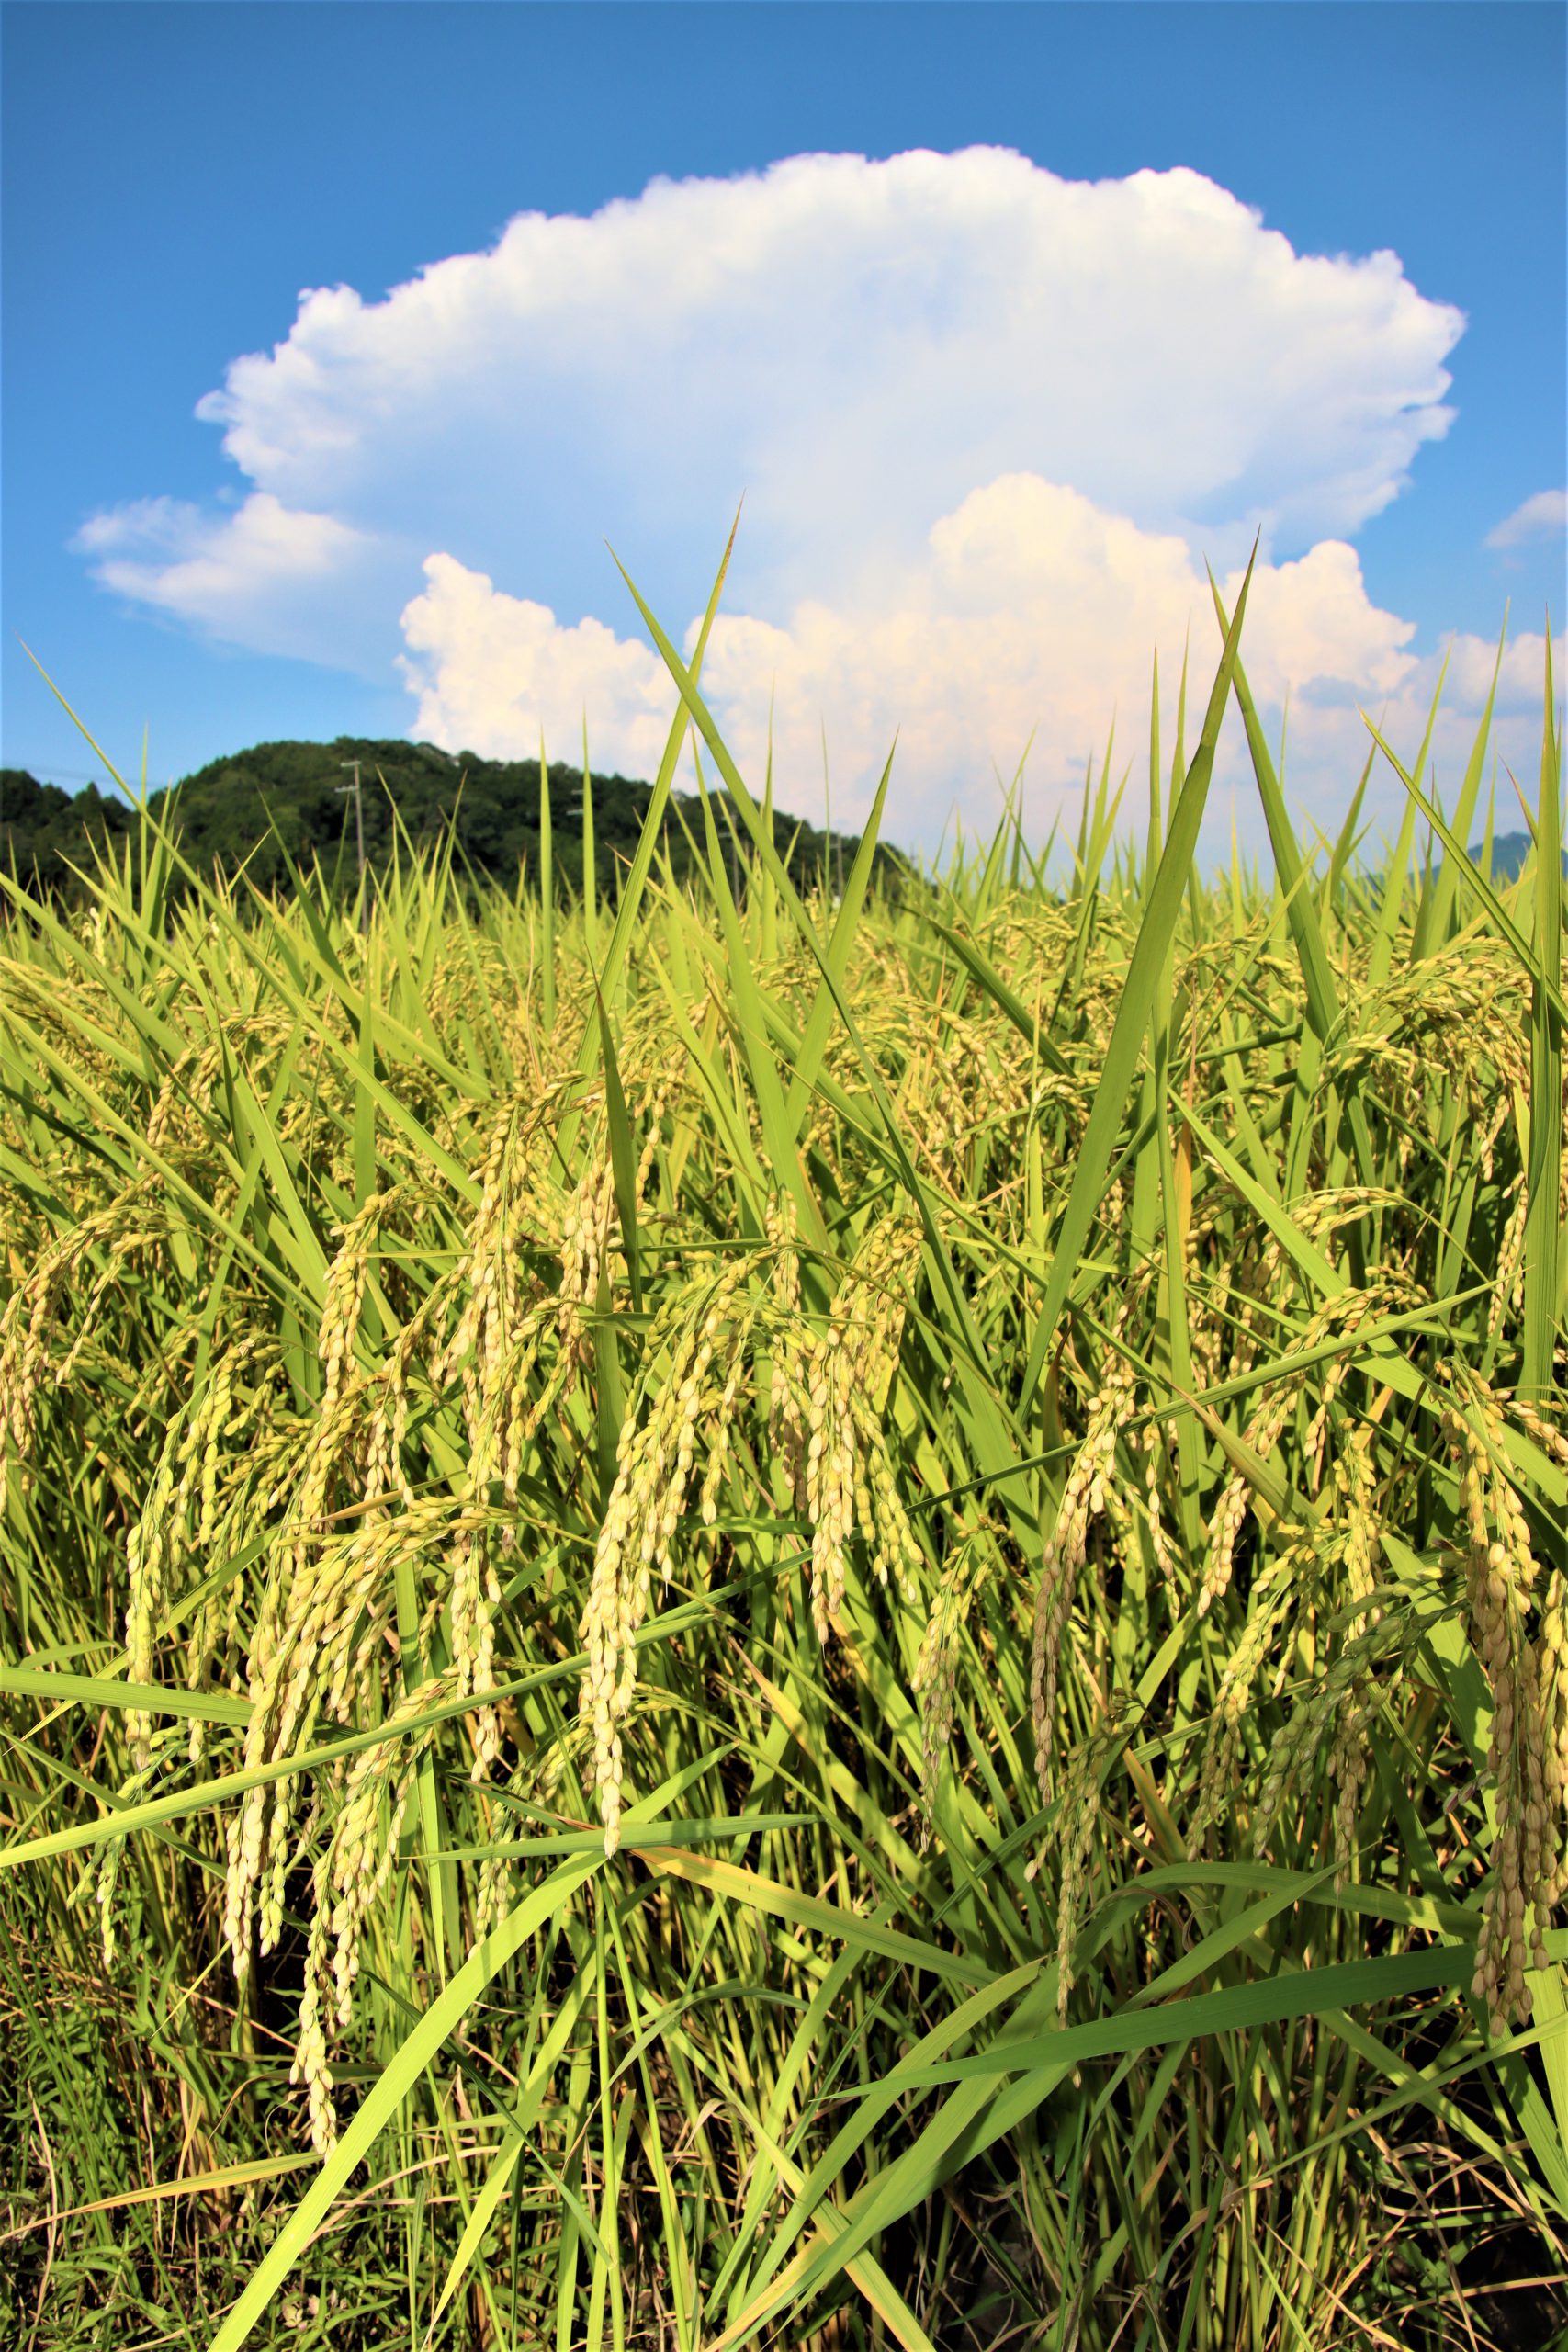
[{"left": 2, "top": 571, "right": 1566, "bottom": 2349}]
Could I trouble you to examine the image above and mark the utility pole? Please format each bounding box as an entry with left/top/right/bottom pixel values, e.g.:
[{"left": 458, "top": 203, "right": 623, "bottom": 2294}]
[{"left": 339, "top": 760, "right": 367, "bottom": 910}]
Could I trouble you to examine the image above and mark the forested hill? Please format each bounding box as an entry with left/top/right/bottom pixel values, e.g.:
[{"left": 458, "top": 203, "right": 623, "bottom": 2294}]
[{"left": 0, "top": 737, "right": 889, "bottom": 900}]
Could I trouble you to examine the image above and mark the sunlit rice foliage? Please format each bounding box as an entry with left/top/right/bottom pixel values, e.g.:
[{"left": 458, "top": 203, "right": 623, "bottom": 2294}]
[{"left": 2, "top": 585, "right": 1566, "bottom": 2351}]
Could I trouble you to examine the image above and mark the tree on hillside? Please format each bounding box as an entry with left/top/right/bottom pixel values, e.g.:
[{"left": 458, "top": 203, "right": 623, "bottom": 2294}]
[
  {"left": 1, "top": 771, "right": 136, "bottom": 893},
  {"left": 1, "top": 740, "right": 897, "bottom": 904}
]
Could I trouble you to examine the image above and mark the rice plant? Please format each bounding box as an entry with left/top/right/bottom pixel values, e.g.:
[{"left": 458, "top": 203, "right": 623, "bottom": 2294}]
[{"left": 1, "top": 571, "right": 1565, "bottom": 2350}]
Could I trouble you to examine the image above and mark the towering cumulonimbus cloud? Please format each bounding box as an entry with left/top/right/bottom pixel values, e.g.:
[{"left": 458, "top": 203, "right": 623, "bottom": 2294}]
[{"left": 78, "top": 144, "right": 1535, "bottom": 842}]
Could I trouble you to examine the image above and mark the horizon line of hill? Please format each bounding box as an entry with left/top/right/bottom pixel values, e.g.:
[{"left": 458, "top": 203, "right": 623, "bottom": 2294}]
[
  {"left": 0, "top": 734, "right": 897, "bottom": 901},
  {"left": 1, "top": 737, "right": 1556, "bottom": 899}
]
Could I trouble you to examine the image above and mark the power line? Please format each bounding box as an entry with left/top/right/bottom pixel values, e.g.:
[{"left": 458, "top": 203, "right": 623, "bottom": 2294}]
[{"left": 2, "top": 762, "right": 146, "bottom": 789}]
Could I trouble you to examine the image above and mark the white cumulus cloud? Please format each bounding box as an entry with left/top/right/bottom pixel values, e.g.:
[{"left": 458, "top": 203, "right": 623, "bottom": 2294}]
[
  {"left": 397, "top": 552, "right": 679, "bottom": 782},
  {"left": 399, "top": 475, "right": 1549, "bottom": 853},
  {"left": 73, "top": 492, "right": 389, "bottom": 672},
  {"left": 1484, "top": 489, "right": 1568, "bottom": 551}
]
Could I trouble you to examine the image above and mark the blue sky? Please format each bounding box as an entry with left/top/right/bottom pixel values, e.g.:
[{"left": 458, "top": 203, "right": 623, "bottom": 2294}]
[{"left": 4, "top": 0, "right": 1564, "bottom": 854}]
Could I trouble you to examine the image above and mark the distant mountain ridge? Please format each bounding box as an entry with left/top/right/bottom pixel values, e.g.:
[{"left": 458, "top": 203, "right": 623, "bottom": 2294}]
[
  {"left": 1461, "top": 830, "right": 1565, "bottom": 882},
  {"left": 1, "top": 737, "right": 886, "bottom": 900}
]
